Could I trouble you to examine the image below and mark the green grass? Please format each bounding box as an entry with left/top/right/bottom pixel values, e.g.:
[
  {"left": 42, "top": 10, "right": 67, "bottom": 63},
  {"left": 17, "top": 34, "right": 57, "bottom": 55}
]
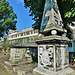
[
  {"left": 1, "top": 65, "right": 13, "bottom": 75},
  {"left": 12, "top": 61, "right": 18, "bottom": 64},
  {"left": 2, "top": 71, "right": 12, "bottom": 75}
]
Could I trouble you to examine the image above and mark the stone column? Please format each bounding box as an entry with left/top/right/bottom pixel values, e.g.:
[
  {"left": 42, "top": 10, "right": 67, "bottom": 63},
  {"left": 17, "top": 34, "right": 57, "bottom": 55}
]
[
  {"left": 61, "top": 46, "right": 65, "bottom": 69},
  {"left": 23, "top": 33, "right": 25, "bottom": 36},
  {"left": 17, "top": 34, "right": 18, "bottom": 37},
  {"left": 54, "top": 45, "right": 56, "bottom": 72}
]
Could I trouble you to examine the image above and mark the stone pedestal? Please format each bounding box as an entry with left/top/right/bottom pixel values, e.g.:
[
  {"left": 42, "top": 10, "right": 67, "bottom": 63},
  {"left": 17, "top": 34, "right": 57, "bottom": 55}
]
[
  {"left": 9, "top": 47, "right": 32, "bottom": 63},
  {"left": 10, "top": 48, "right": 26, "bottom": 60},
  {"left": 33, "top": 44, "right": 74, "bottom": 75}
]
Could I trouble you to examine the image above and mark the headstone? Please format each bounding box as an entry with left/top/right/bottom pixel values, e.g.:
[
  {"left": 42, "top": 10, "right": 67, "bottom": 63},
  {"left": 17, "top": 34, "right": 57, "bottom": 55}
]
[
  {"left": 10, "top": 48, "right": 26, "bottom": 60},
  {"left": 9, "top": 47, "right": 32, "bottom": 63},
  {"left": 33, "top": 0, "right": 74, "bottom": 75}
]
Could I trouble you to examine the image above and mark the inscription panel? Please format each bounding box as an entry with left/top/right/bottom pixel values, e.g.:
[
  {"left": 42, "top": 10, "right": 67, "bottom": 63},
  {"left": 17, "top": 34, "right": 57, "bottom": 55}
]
[
  {"left": 55, "top": 47, "right": 61, "bottom": 69},
  {"left": 65, "top": 46, "right": 69, "bottom": 65},
  {"left": 55, "top": 45, "right": 69, "bottom": 70}
]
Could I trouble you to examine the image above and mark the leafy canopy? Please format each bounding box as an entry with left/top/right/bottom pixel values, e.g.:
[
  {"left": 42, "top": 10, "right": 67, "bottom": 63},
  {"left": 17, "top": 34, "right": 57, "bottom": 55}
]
[
  {"left": 0, "top": 0, "right": 17, "bottom": 37},
  {"left": 24, "top": 0, "right": 75, "bottom": 39}
]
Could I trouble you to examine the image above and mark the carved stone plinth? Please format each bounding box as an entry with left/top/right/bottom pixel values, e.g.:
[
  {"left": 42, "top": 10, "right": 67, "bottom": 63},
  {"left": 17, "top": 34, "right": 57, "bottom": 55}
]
[{"left": 33, "top": 44, "right": 74, "bottom": 75}]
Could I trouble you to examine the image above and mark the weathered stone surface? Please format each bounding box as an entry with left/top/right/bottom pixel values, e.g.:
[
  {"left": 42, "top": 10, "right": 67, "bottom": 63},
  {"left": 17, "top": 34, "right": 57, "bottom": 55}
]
[
  {"left": 33, "top": 67, "right": 74, "bottom": 75},
  {"left": 40, "top": 0, "right": 65, "bottom": 33},
  {"left": 9, "top": 47, "right": 32, "bottom": 63},
  {"left": 13, "top": 63, "right": 37, "bottom": 75},
  {"left": 10, "top": 48, "right": 26, "bottom": 60},
  {"left": 36, "top": 35, "right": 70, "bottom": 42},
  {"left": 33, "top": 0, "right": 74, "bottom": 75}
]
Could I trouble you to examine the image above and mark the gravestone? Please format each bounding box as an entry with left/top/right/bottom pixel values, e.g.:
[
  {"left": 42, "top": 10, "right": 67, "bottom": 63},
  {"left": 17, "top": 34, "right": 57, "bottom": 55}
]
[
  {"left": 9, "top": 46, "right": 32, "bottom": 63},
  {"left": 10, "top": 48, "right": 26, "bottom": 60},
  {"left": 33, "top": 0, "right": 74, "bottom": 75}
]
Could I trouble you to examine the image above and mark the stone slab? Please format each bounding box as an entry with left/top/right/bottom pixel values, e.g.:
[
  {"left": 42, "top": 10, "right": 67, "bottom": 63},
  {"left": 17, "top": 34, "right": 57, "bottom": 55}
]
[
  {"left": 13, "top": 64, "right": 37, "bottom": 75},
  {"left": 33, "top": 67, "right": 74, "bottom": 75},
  {"left": 4, "top": 61, "right": 17, "bottom": 66}
]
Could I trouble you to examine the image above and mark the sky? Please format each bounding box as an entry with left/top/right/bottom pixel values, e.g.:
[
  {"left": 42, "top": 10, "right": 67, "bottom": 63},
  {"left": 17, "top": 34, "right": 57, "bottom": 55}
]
[{"left": 6, "top": 0, "right": 34, "bottom": 31}]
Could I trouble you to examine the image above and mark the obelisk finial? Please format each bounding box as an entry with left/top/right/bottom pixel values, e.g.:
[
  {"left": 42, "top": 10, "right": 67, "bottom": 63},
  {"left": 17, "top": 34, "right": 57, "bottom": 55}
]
[{"left": 40, "top": 0, "right": 66, "bottom": 34}]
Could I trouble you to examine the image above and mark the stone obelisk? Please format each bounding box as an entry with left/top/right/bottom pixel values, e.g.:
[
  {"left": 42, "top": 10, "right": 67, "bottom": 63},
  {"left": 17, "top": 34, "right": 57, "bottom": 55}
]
[{"left": 33, "top": 0, "right": 74, "bottom": 75}]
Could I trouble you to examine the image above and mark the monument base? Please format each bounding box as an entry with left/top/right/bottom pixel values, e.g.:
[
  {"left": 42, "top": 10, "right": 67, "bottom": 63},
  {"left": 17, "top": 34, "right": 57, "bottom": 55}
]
[{"left": 33, "top": 67, "right": 74, "bottom": 75}]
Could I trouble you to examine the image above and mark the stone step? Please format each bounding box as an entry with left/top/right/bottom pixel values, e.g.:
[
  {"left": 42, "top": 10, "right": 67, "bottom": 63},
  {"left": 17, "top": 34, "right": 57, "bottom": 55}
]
[{"left": 13, "top": 63, "right": 37, "bottom": 75}]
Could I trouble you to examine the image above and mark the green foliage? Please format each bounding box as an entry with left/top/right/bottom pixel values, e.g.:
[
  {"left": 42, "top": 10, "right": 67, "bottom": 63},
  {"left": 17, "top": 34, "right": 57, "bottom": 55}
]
[
  {"left": 24, "top": 0, "right": 75, "bottom": 39},
  {"left": 2, "top": 37, "right": 21, "bottom": 51},
  {"left": 65, "top": 7, "right": 75, "bottom": 18},
  {"left": 0, "top": 0, "right": 17, "bottom": 37},
  {"left": 57, "top": 0, "right": 75, "bottom": 39},
  {"left": 57, "top": 0, "right": 75, "bottom": 25},
  {"left": 24, "top": 0, "right": 45, "bottom": 29}
]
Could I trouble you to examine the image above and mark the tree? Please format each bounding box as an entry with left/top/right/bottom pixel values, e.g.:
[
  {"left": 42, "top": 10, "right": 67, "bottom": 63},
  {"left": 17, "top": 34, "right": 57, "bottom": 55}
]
[
  {"left": 2, "top": 37, "right": 21, "bottom": 52},
  {"left": 57, "top": 0, "right": 75, "bottom": 39},
  {"left": 24, "top": 0, "right": 75, "bottom": 39},
  {"left": 0, "top": 0, "right": 17, "bottom": 37}
]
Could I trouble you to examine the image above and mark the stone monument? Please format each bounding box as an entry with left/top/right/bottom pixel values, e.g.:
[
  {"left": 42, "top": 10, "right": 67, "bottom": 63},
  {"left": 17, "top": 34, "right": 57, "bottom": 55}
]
[
  {"left": 9, "top": 46, "right": 32, "bottom": 63},
  {"left": 33, "top": 0, "right": 74, "bottom": 75}
]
